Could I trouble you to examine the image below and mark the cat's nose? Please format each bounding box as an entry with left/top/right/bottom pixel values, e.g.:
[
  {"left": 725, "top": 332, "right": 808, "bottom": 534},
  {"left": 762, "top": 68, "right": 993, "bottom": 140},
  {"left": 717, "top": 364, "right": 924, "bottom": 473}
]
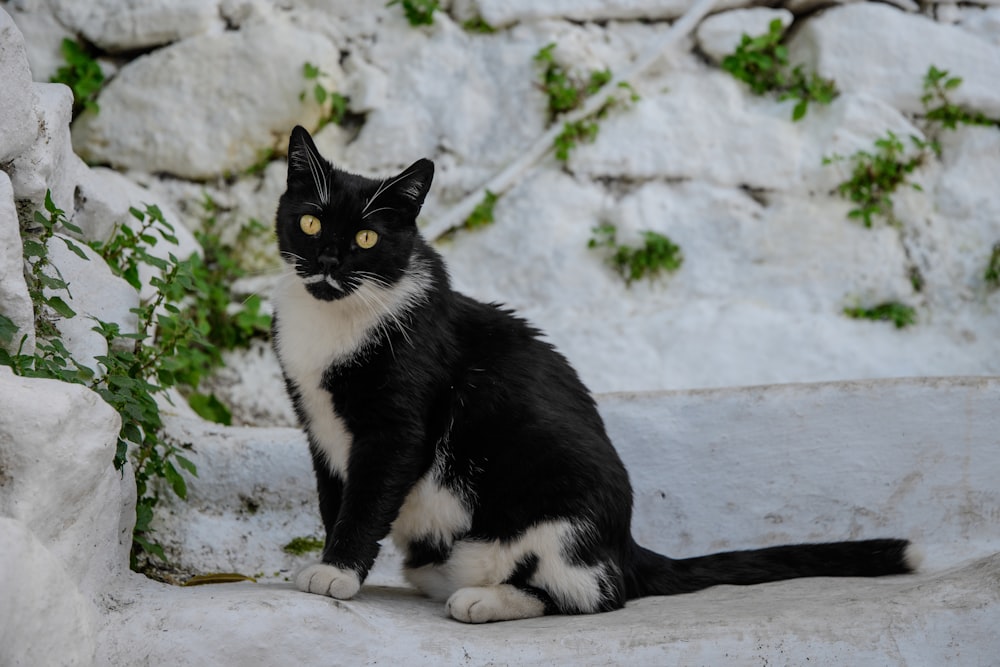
[{"left": 318, "top": 254, "right": 340, "bottom": 272}]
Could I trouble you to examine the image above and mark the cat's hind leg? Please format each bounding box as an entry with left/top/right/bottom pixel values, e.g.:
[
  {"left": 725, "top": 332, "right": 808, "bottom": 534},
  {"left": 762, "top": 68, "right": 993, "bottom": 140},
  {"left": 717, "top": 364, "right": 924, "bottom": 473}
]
[{"left": 445, "top": 584, "right": 551, "bottom": 623}]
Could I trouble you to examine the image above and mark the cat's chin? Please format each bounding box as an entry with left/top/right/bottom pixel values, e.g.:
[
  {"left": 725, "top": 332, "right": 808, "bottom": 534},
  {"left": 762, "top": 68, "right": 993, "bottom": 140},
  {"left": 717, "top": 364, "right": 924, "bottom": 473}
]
[{"left": 304, "top": 280, "right": 349, "bottom": 302}]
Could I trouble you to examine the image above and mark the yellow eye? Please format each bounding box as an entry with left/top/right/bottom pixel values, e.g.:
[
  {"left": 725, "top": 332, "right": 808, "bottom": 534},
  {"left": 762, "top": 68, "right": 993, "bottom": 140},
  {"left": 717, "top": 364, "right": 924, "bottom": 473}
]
[
  {"left": 355, "top": 229, "right": 379, "bottom": 249},
  {"left": 299, "top": 214, "right": 321, "bottom": 236}
]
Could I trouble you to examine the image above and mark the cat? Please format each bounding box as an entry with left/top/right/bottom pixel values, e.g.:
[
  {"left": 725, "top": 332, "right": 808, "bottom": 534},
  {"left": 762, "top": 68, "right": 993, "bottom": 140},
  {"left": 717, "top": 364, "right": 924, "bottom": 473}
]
[{"left": 271, "top": 125, "right": 917, "bottom": 623}]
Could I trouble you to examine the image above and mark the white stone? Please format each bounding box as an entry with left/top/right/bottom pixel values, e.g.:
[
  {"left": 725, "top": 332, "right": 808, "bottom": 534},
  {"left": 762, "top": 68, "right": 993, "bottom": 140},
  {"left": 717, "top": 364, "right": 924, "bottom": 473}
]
[
  {"left": 71, "top": 18, "right": 343, "bottom": 179},
  {"left": 45, "top": 235, "right": 140, "bottom": 374},
  {"left": 957, "top": 6, "right": 1000, "bottom": 45},
  {"left": 695, "top": 7, "right": 794, "bottom": 64},
  {"left": 49, "top": 0, "right": 224, "bottom": 52},
  {"left": 3, "top": 1, "right": 75, "bottom": 82},
  {"left": 797, "top": 92, "right": 926, "bottom": 194},
  {"left": 7, "top": 82, "right": 87, "bottom": 218},
  {"left": 0, "top": 7, "right": 40, "bottom": 163},
  {"left": 342, "top": 18, "right": 547, "bottom": 179},
  {"left": 73, "top": 166, "right": 188, "bottom": 246},
  {"left": 568, "top": 67, "right": 801, "bottom": 190},
  {"left": 0, "top": 517, "right": 97, "bottom": 667},
  {"left": 788, "top": 3, "right": 1000, "bottom": 116},
  {"left": 0, "top": 369, "right": 127, "bottom": 595},
  {"left": 471, "top": 0, "right": 744, "bottom": 26},
  {"left": 0, "top": 171, "right": 34, "bottom": 355}
]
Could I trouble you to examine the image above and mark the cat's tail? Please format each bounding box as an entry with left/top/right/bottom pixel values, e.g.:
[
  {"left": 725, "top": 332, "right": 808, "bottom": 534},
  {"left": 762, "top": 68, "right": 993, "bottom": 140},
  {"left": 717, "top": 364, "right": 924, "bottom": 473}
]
[{"left": 625, "top": 538, "right": 919, "bottom": 599}]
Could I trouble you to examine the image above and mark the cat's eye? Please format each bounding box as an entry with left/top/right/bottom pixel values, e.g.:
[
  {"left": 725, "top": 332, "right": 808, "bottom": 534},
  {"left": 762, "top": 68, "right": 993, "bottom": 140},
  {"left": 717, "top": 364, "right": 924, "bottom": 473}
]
[
  {"left": 299, "top": 214, "right": 321, "bottom": 236},
  {"left": 356, "top": 230, "right": 379, "bottom": 249}
]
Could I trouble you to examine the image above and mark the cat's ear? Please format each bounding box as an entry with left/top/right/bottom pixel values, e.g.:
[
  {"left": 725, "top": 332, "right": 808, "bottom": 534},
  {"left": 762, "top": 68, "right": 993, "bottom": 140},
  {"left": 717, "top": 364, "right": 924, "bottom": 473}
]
[
  {"left": 286, "top": 125, "right": 326, "bottom": 189},
  {"left": 385, "top": 159, "right": 434, "bottom": 213}
]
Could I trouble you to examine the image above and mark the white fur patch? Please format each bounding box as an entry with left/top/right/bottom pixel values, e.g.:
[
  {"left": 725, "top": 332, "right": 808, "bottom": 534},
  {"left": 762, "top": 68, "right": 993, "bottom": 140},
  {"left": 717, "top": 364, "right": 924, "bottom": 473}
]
[
  {"left": 296, "top": 562, "right": 361, "bottom": 599},
  {"left": 446, "top": 585, "right": 546, "bottom": 623},
  {"left": 272, "top": 260, "right": 432, "bottom": 477},
  {"left": 904, "top": 544, "right": 924, "bottom": 572},
  {"left": 405, "top": 520, "right": 609, "bottom": 614},
  {"left": 391, "top": 446, "right": 473, "bottom": 552}
]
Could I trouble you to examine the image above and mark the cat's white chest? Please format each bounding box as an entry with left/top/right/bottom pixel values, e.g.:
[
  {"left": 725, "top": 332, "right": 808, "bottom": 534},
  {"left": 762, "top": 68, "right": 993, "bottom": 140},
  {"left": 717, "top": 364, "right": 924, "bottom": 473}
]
[
  {"left": 272, "top": 275, "right": 371, "bottom": 477},
  {"left": 271, "top": 269, "right": 432, "bottom": 477}
]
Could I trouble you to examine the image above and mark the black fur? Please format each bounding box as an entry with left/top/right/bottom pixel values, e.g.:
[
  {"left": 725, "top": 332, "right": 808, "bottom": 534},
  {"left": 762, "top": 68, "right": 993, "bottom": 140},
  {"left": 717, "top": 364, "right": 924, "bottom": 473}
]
[{"left": 273, "top": 126, "right": 914, "bottom": 620}]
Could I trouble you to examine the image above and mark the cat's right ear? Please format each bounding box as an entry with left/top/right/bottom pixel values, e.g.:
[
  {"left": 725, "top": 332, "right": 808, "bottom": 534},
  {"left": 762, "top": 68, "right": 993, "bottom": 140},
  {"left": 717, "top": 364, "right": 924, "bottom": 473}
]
[{"left": 287, "top": 125, "right": 324, "bottom": 188}]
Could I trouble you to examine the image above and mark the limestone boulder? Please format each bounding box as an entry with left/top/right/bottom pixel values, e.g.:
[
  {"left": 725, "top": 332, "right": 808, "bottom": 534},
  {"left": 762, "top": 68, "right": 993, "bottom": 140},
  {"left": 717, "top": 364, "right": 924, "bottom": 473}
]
[
  {"left": 788, "top": 3, "right": 1000, "bottom": 116},
  {"left": 0, "top": 171, "right": 34, "bottom": 355},
  {"left": 568, "top": 67, "right": 801, "bottom": 190},
  {"left": 0, "top": 7, "right": 39, "bottom": 163},
  {"left": 71, "top": 18, "right": 342, "bottom": 179},
  {"left": 695, "top": 7, "right": 794, "bottom": 64},
  {"left": 49, "top": 0, "right": 223, "bottom": 52},
  {"left": 0, "top": 517, "right": 97, "bottom": 667},
  {"left": 6, "top": 82, "right": 87, "bottom": 221},
  {"left": 0, "top": 369, "right": 129, "bottom": 596},
  {"left": 466, "top": 0, "right": 744, "bottom": 26}
]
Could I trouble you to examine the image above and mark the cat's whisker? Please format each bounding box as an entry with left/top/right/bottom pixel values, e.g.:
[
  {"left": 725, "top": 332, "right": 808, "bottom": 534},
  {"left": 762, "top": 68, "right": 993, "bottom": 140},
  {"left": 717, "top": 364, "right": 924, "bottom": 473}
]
[{"left": 362, "top": 206, "right": 398, "bottom": 220}]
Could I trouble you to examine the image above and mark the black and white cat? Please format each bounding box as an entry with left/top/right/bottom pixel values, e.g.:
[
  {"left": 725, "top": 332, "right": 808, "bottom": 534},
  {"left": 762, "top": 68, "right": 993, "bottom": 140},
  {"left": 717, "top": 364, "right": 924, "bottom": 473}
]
[{"left": 271, "top": 126, "right": 916, "bottom": 623}]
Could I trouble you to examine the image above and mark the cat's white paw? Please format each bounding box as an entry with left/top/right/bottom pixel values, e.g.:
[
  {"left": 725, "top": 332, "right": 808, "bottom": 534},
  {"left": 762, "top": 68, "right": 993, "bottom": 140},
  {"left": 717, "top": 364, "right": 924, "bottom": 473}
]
[
  {"left": 295, "top": 563, "right": 361, "bottom": 599},
  {"left": 446, "top": 585, "right": 546, "bottom": 623}
]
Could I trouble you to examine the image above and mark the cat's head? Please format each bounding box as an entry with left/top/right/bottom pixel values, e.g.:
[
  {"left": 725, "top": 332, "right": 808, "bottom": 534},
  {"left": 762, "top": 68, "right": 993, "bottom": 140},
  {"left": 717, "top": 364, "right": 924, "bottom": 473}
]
[{"left": 276, "top": 125, "right": 434, "bottom": 302}]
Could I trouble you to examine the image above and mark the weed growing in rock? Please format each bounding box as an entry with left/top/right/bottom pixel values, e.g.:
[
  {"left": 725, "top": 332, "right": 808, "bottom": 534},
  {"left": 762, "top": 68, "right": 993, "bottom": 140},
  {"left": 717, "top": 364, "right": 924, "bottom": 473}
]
[
  {"left": 387, "top": 0, "right": 438, "bottom": 26},
  {"left": 534, "top": 43, "right": 612, "bottom": 120},
  {"left": 985, "top": 244, "right": 1000, "bottom": 290},
  {"left": 301, "top": 62, "right": 350, "bottom": 130},
  {"left": 1, "top": 193, "right": 273, "bottom": 571},
  {"left": 555, "top": 120, "right": 600, "bottom": 162},
  {"left": 462, "top": 16, "right": 497, "bottom": 33},
  {"left": 462, "top": 190, "right": 499, "bottom": 230},
  {"left": 843, "top": 302, "right": 917, "bottom": 329},
  {"left": 589, "top": 223, "right": 683, "bottom": 286},
  {"left": 823, "top": 131, "right": 931, "bottom": 228},
  {"left": 721, "top": 19, "right": 838, "bottom": 121},
  {"left": 50, "top": 38, "right": 104, "bottom": 115},
  {"left": 283, "top": 536, "right": 325, "bottom": 555},
  {"left": 922, "top": 66, "right": 998, "bottom": 130}
]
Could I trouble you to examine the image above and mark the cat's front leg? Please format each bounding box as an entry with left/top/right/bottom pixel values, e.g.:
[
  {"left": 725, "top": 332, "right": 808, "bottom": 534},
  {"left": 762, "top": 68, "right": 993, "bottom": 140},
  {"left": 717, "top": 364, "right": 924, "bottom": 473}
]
[{"left": 298, "top": 437, "right": 424, "bottom": 600}]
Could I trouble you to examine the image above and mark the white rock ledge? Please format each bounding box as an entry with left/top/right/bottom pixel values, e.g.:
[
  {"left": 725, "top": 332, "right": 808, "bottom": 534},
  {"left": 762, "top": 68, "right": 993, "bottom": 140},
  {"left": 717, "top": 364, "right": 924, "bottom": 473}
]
[{"left": 106, "top": 376, "right": 1000, "bottom": 665}]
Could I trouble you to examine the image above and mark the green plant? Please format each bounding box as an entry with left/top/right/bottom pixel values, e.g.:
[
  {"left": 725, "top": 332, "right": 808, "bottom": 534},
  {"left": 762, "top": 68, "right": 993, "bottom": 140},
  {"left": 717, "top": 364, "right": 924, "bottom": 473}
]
[
  {"left": 462, "top": 16, "right": 496, "bottom": 33},
  {"left": 387, "top": 0, "right": 438, "bottom": 26},
  {"left": 823, "top": 131, "right": 931, "bottom": 228},
  {"left": 301, "top": 62, "right": 350, "bottom": 130},
  {"left": 463, "top": 190, "right": 499, "bottom": 230},
  {"left": 534, "top": 43, "right": 613, "bottom": 120},
  {"left": 721, "top": 19, "right": 838, "bottom": 121},
  {"left": 588, "top": 223, "right": 684, "bottom": 285},
  {"left": 554, "top": 119, "right": 600, "bottom": 162},
  {"left": 283, "top": 536, "right": 325, "bottom": 555},
  {"left": 843, "top": 302, "right": 917, "bottom": 329},
  {"left": 50, "top": 38, "right": 104, "bottom": 115},
  {"left": 0, "top": 195, "right": 199, "bottom": 566},
  {"left": 2, "top": 193, "right": 272, "bottom": 570},
  {"left": 922, "top": 66, "right": 997, "bottom": 130},
  {"left": 985, "top": 244, "right": 1000, "bottom": 289}
]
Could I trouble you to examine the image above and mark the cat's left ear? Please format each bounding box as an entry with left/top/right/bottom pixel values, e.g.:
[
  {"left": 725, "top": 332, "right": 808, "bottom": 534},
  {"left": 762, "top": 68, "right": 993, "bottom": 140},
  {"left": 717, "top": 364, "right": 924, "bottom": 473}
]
[{"left": 386, "top": 159, "right": 434, "bottom": 214}]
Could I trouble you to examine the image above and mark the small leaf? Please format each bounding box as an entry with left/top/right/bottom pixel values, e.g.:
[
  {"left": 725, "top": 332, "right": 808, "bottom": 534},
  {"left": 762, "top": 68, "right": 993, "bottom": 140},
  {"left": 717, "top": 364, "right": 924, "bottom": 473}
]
[
  {"left": 0, "top": 313, "right": 19, "bottom": 345},
  {"left": 46, "top": 295, "right": 77, "bottom": 319},
  {"left": 60, "top": 237, "right": 90, "bottom": 260},
  {"left": 183, "top": 573, "right": 257, "bottom": 586}
]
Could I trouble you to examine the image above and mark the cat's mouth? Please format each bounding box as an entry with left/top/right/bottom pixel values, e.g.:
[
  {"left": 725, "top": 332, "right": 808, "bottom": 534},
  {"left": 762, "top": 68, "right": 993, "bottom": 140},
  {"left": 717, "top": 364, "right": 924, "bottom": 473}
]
[{"left": 302, "top": 273, "right": 350, "bottom": 301}]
